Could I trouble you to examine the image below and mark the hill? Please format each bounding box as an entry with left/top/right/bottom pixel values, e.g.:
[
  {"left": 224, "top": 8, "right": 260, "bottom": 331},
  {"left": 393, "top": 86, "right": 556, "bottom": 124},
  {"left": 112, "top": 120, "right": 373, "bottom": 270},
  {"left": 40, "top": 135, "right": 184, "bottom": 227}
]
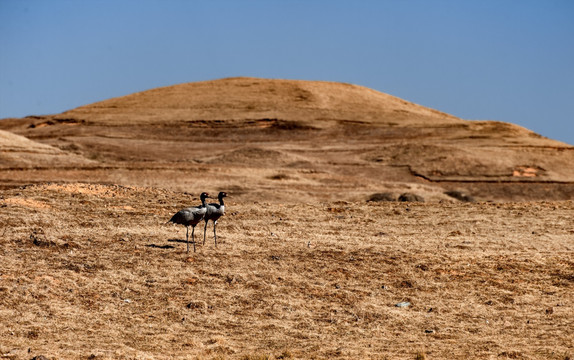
[
  {"left": 48, "top": 77, "right": 462, "bottom": 125},
  {"left": 0, "top": 77, "right": 573, "bottom": 201},
  {"left": 0, "top": 129, "right": 93, "bottom": 170}
]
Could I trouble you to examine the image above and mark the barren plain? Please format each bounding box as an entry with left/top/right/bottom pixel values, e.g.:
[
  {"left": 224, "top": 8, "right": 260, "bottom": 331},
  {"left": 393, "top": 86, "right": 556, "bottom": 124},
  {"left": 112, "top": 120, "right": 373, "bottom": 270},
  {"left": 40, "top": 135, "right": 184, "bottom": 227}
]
[{"left": 0, "top": 78, "right": 573, "bottom": 359}]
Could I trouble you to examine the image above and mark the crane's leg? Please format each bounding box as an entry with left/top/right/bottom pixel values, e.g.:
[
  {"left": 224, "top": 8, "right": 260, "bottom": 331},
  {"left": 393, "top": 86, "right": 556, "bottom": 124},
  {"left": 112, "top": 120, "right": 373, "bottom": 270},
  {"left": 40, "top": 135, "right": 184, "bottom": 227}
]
[
  {"left": 203, "top": 221, "right": 208, "bottom": 245},
  {"left": 191, "top": 226, "right": 196, "bottom": 253},
  {"left": 213, "top": 220, "right": 217, "bottom": 247},
  {"left": 186, "top": 226, "right": 190, "bottom": 253}
]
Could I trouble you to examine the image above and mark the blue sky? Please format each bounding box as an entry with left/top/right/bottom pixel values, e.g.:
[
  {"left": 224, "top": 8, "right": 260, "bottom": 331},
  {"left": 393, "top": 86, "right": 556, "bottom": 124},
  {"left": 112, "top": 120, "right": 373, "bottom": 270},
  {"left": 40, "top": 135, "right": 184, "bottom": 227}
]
[{"left": 1, "top": 0, "right": 573, "bottom": 144}]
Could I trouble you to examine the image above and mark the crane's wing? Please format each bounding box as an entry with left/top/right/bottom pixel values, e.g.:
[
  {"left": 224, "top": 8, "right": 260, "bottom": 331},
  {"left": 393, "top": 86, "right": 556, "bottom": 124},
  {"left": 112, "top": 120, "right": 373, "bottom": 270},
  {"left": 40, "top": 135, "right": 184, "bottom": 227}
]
[{"left": 169, "top": 206, "right": 206, "bottom": 225}]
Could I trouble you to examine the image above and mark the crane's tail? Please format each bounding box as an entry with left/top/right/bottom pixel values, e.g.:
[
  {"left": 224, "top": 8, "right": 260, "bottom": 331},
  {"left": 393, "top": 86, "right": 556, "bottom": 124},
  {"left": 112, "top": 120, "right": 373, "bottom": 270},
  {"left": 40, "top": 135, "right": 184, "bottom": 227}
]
[{"left": 166, "top": 212, "right": 180, "bottom": 224}]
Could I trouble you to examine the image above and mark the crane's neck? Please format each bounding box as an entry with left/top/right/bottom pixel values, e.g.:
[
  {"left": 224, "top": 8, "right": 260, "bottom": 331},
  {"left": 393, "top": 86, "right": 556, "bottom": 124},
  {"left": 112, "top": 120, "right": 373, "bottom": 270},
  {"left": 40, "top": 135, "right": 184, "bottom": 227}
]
[
  {"left": 200, "top": 195, "right": 207, "bottom": 207},
  {"left": 218, "top": 196, "right": 225, "bottom": 206}
]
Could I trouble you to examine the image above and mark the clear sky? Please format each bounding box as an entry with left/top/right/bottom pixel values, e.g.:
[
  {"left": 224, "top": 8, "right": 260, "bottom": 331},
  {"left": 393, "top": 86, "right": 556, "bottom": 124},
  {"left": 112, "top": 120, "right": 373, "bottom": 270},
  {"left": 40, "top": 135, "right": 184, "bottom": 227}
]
[{"left": 1, "top": 0, "right": 573, "bottom": 144}]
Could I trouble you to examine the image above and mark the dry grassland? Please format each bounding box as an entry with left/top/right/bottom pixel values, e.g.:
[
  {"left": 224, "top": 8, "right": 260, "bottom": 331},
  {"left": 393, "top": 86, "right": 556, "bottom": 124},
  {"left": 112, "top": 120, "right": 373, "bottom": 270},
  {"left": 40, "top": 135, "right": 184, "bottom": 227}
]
[{"left": 1, "top": 183, "right": 572, "bottom": 359}]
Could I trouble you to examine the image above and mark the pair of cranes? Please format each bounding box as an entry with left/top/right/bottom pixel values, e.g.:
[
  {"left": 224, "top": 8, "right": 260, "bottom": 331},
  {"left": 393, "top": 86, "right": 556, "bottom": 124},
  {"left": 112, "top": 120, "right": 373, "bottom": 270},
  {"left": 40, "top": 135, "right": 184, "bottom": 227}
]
[{"left": 168, "top": 191, "right": 227, "bottom": 253}]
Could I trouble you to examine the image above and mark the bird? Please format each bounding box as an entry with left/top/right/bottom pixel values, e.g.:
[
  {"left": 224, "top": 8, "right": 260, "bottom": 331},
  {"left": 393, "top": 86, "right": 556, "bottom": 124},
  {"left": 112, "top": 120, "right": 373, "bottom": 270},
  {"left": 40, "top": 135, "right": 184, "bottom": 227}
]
[
  {"left": 167, "top": 192, "right": 210, "bottom": 253},
  {"left": 203, "top": 191, "right": 227, "bottom": 247}
]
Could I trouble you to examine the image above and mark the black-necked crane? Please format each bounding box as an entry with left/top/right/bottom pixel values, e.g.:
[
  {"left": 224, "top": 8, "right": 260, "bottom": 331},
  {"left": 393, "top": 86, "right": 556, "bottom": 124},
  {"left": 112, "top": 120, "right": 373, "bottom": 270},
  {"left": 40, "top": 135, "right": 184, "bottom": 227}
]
[
  {"left": 168, "top": 192, "right": 210, "bottom": 253},
  {"left": 203, "top": 191, "right": 227, "bottom": 247}
]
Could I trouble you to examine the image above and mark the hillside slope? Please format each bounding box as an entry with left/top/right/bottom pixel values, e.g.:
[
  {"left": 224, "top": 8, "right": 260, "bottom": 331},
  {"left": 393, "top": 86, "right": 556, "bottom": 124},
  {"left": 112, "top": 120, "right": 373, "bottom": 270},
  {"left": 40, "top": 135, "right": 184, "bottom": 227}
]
[
  {"left": 55, "top": 77, "right": 462, "bottom": 125},
  {"left": 0, "top": 77, "right": 573, "bottom": 201},
  {"left": 0, "top": 129, "right": 93, "bottom": 169}
]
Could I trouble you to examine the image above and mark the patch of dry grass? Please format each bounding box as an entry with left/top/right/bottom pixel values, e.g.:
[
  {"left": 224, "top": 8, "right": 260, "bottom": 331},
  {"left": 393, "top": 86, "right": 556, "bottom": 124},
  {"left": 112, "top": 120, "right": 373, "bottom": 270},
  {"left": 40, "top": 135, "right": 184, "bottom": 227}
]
[{"left": 1, "top": 183, "right": 573, "bottom": 359}]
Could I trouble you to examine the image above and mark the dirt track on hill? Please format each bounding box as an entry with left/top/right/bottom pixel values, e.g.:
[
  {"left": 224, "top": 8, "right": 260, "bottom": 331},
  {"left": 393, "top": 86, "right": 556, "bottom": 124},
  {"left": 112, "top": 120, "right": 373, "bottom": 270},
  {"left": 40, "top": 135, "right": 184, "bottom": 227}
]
[{"left": 1, "top": 183, "right": 572, "bottom": 359}]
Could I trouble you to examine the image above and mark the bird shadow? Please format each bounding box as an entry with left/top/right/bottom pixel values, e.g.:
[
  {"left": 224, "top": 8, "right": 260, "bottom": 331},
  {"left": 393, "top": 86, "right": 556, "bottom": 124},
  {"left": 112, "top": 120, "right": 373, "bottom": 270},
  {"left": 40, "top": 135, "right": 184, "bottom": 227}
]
[
  {"left": 167, "top": 238, "right": 189, "bottom": 244},
  {"left": 146, "top": 243, "right": 176, "bottom": 249}
]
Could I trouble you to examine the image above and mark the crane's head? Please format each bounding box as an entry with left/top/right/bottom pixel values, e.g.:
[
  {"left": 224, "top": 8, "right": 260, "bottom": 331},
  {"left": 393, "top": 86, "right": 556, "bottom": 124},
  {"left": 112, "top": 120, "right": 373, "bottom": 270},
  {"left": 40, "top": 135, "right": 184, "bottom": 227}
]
[
  {"left": 218, "top": 192, "right": 228, "bottom": 199},
  {"left": 200, "top": 192, "right": 210, "bottom": 200}
]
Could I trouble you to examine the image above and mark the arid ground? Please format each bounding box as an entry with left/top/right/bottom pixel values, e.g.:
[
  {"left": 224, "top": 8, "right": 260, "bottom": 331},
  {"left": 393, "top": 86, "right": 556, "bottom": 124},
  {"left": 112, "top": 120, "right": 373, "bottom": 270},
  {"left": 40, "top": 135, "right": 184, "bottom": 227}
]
[
  {"left": 1, "top": 183, "right": 572, "bottom": 359},
  {"left": 1, "top": 78, "right": 573, "bottom": 359}
]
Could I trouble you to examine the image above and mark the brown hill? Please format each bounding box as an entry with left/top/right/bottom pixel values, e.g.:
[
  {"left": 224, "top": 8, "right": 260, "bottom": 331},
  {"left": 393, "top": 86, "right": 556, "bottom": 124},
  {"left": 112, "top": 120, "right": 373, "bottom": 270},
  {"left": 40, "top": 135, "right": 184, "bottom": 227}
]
[
  {"left": 56, "top": 77, "right": 462, "bottom": 126},
  {"left": 0, "top": 129, "right": 93, "bottom": 169},
  {"left": 1, "top": 77, "right": 573, "bottom": 201}
]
